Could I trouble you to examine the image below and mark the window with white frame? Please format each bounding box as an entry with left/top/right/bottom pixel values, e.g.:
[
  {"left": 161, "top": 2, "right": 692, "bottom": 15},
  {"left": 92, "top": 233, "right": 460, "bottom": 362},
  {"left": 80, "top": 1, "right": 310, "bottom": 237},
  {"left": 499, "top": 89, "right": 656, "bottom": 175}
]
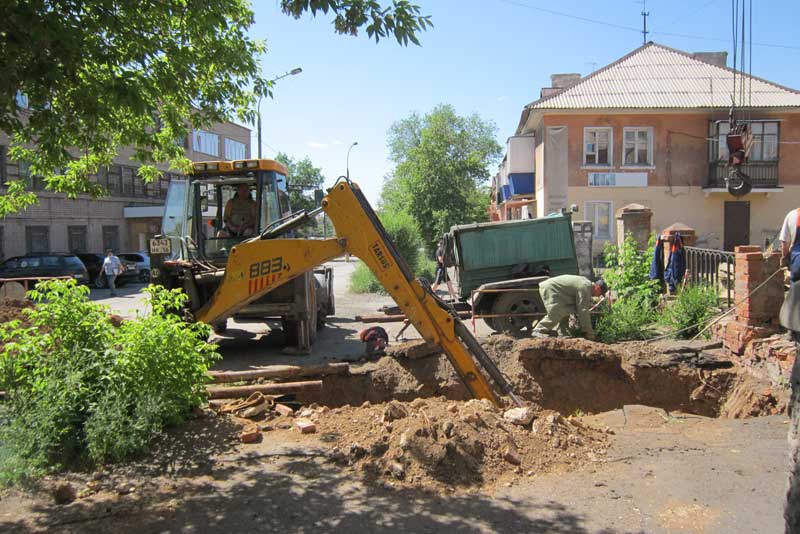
[
  {"left": 623, "top": 127, "right": 652, "bottom": 166},
  {"left": 583, "top": 127, "right": 612, "bottom": 166},
  {"left": 224, "top": 138, "right": 246, "bottom": 161},
  {"left": 193, "top": 130, "right": 220, "bottom": 157},
  {"left": 712, "top": 121, "right": 779, "bottom": 162},
  {"left": 585, "top": 201, "right": 613, "bottom": 240}
]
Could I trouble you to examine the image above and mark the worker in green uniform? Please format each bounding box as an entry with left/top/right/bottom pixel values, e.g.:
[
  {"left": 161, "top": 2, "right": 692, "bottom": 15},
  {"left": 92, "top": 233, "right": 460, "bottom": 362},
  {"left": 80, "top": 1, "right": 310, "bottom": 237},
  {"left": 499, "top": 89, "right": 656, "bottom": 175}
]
[{"left": 532, "top": 275, "right": 607, "bottom": 340}]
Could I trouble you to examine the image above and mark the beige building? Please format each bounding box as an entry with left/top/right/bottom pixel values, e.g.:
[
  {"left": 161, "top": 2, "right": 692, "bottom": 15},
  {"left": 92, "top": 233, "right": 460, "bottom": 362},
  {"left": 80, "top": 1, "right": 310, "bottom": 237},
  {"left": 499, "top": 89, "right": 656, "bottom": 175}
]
[
  {"left": 496, "top": 43, "right": 800, "bottom": 255},
  {"left": 0, "top": 119, "right": 250, "bottom": 258}
]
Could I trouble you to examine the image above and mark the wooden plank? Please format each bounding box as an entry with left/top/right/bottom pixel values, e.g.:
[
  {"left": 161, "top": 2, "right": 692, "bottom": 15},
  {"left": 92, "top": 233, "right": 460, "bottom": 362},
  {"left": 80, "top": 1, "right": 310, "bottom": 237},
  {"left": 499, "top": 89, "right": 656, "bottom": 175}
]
[
  {"left": 207, "top": 380, "right": 323, "bottom": 399},
  {"left": 208, "top": 363, "right": 349, "bottom": 384},
  {"left": 356, "top": 311, "right": 471, "bottom": 323}
]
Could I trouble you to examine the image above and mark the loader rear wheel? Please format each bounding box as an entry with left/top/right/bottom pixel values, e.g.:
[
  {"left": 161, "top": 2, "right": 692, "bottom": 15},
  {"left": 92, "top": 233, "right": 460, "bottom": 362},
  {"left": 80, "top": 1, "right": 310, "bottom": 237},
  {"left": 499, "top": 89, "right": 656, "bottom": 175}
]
[{"left": 491, "top": 291, "right": 545, "bottom": 338}]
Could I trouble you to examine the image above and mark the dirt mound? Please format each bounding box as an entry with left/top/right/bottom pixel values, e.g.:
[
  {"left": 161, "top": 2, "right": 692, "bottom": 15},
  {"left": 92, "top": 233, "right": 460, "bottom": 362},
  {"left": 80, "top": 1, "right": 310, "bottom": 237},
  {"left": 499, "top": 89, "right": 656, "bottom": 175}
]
[
  {"left": 0, "top": 298, "right": 32, "bottom": 324},
  {"left": 295, "top": 398, "right": 608, "bottom": 490}
]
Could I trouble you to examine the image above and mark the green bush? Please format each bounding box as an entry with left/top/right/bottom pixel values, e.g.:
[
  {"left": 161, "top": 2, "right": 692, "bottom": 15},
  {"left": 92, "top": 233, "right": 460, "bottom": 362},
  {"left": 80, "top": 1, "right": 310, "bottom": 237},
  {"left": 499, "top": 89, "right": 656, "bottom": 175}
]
[
  {"left": 350, "top": 208, "right": 433, "bottom": 294},
  {"left": 660, "top": 284, "right": 719, "bottom": 339},
  {"left": 595, "top": 298, "right": 657, "bottom": 343},
  {"left": 350, "top": 262, "right": 385, "bottom": 294},
  {"left": 602, "top": 234, "right": 660, "bottom": 307},
  {"left": 0, "top": 280, "right": 219, "bottom": 484}
]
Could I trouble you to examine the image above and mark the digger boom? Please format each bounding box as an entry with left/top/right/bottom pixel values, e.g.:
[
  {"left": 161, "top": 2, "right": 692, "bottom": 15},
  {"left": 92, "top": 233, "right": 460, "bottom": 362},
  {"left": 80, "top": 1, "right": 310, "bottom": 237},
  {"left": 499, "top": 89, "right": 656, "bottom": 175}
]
[{"left": 195, "top": 179, "right": 518, "bottom": 406}]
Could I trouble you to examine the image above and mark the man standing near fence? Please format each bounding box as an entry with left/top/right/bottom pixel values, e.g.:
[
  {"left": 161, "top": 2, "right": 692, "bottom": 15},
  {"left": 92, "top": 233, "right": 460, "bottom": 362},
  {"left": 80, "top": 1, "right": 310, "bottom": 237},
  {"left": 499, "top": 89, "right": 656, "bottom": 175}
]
[
  {"left": 102, "top": 249, "right": 123, "bottom": 297},
  {"left": 780, "top": 207, "right": 800, "bottom": 532}
]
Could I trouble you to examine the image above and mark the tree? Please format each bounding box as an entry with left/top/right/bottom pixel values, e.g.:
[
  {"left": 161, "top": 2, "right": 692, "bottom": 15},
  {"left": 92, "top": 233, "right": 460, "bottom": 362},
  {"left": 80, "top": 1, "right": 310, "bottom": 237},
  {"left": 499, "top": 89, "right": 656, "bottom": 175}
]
[
  {"left": 0, "top": 0, "right": 431, "bottom": 217},
  {"left": 274, "top": 152, "right": 325, "bottom": 213},
  {"left": 382, "top": 104, "right": 501, "bottom": 252}
]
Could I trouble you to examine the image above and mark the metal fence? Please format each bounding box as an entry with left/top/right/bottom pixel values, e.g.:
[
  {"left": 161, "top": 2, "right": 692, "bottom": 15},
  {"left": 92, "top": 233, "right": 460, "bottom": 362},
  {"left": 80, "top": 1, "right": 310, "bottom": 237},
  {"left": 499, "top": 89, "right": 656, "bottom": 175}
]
[{"left": 684, "top": 246, "right": 735, "bottom": 306}]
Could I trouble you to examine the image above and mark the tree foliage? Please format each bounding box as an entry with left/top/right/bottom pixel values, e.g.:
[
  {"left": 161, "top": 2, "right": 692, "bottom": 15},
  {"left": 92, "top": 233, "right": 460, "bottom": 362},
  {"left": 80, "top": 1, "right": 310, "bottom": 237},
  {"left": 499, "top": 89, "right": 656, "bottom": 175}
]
[
  {"left": 382, "top": 104, "right": 501, "bottom": 252},
  {"left": 274, "top": 152, "right": 325, "bottom": 213},
  {"left": 0, "top": 0, "right": 431, "bottom": 217}
]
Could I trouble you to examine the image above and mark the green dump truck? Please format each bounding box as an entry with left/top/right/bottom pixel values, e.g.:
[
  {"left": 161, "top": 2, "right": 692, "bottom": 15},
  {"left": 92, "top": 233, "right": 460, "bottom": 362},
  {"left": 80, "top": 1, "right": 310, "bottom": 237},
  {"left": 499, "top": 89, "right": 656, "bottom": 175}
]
[{"left": 444, "top": 213, "right": 585, "bottom": 337}]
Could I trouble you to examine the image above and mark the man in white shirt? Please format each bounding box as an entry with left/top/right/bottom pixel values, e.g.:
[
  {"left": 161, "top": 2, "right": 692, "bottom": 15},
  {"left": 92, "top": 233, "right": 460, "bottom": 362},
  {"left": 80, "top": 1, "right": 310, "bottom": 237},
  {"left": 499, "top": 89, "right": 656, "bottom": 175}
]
[
  {"left": 102, "top": 249, "right": 123, "bottom": 296},
  {"left": 780, "top": 207, "right": 800, "bottom": 532},
  {"left": 780, "top": 208, "right": 799, "bottom": 269}
]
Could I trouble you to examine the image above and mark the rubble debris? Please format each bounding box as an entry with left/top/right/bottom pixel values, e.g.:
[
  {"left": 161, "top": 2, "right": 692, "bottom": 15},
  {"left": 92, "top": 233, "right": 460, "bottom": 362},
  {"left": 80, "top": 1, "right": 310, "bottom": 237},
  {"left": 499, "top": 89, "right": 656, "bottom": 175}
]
[
  {"left": 382, "top": 401, "right": 408, "bottom": 422},
  {"left": 240, "top": 424, "right": 261, "bottom": 443},
  {"left": 503, "top": 406, "right": 535, "bottom": 426},
  {"left": 274, "top": 404, "right": 295, "bottom": 417},
  {"left": 294, "top": 418, "right": 317, "bottom": 434},
  {"left": 51, "top": 482, "right": 77, "bottom": 505},
  {"left": 502, "top": 439, "right": 522, "bottom": 466},
  {"left": 385, "top": 339, "right": 442, "bottom": 360},
  {"left": 207, "top": 380, "right": 323, "bottom": 399}
]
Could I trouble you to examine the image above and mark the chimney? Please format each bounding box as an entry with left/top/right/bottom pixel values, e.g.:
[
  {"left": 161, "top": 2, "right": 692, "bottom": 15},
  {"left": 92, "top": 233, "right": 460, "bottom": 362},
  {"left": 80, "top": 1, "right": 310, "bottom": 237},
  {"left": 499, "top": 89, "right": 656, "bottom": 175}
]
[
  {"left": 692, "top": 51, "right": 728, "bottom": 68},
  {"left": 550, "top": 73, "right": 582, "bottom": 89},
  {"left": 540, "top": 87, "right": 561, "bottom": 98}
]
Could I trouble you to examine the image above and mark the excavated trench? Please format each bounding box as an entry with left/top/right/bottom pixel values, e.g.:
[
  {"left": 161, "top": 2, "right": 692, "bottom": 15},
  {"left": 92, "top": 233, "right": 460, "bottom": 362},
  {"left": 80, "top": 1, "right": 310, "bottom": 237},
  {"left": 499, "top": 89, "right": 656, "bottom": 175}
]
[{"left": 295, "top": 336, "right": 785, "bottom": 419}]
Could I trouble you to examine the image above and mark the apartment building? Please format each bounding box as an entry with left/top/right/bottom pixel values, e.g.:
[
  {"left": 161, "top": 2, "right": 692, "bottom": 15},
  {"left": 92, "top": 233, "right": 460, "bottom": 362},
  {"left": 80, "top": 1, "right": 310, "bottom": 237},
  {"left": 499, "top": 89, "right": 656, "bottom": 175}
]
[
  {"left": 496, "top": 43, "right": 800, "bottom": 254},
  {"left": 0, "top": 119, "right": 250, "bottom": 258}
]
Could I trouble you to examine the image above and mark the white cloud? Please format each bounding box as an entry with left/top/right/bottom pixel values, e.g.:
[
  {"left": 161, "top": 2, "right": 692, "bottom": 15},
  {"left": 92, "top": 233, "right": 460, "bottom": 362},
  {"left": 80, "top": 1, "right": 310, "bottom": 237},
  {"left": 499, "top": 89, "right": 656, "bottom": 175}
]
[
  {"left": 331, "top": 139, "right": 344, "bottom": 146},
  {"left": 497, "top": 95, "right": 508, "bottom": 102},
  {"left": 307, "top": 141, "right": 328, "bottom": 149}
]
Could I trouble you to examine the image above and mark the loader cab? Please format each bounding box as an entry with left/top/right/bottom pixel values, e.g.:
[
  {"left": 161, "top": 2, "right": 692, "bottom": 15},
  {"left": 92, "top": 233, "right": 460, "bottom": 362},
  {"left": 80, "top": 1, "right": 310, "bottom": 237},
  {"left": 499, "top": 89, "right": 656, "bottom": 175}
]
[{"left": 159, "top": 159, "right": 291, "bottom": 264}]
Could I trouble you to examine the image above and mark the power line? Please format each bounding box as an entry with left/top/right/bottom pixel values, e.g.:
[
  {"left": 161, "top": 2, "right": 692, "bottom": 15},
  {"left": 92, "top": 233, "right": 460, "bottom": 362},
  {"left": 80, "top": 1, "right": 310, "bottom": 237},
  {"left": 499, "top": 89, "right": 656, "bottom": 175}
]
[
  {"left": 494, "top": 0, "right": 800, "bottom": 50},
  {"left": 495, "top": 0, "right": 641, "bottom": 33},
  {"left": 651, "top": 29, "right": 800, "bottom": 50},
  {"left": 652, "top": 0, "right": 719, "bottom": 32}
]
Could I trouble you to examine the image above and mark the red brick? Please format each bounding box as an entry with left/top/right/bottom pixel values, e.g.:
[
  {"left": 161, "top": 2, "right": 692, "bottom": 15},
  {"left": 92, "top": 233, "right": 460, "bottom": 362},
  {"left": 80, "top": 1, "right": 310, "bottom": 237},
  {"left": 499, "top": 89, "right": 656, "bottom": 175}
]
[{"left": 735, "top": 245, "right": 762, "bottom": 253}]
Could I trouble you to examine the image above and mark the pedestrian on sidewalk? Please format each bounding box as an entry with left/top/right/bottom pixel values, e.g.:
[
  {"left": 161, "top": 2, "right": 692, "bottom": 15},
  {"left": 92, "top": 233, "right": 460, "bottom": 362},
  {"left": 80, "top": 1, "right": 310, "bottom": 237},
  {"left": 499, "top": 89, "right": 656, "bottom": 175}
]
[
  {"left": 532, "top": 275, "right": 607, "bottom": 340},
  {"left": 102, "top": 249, "right": 123, "bottom": 297},
  {"left": 431, "top": 239, "right": 455, "bottom": 296},
  {"left": 780, "top": 206, "right": 800, "bottom": 532}
]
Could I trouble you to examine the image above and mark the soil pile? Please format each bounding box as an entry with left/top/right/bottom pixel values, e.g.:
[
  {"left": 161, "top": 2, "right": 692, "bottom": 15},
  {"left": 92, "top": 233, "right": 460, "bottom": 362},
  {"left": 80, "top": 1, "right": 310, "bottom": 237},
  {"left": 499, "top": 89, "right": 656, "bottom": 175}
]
[{"left": 292, "top": 397, "right": 609, "bottom": 490}]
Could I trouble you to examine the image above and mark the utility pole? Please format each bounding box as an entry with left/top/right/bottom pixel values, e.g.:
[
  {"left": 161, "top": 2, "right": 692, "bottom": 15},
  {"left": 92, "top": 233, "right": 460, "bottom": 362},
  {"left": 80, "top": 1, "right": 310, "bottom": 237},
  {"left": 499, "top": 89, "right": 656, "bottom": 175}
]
[
  {"left": 640, "top": 0, "right": 650, "bottom": 44},
  {"left": 257, "top": 67, "right": 302, "bottom": 159}
]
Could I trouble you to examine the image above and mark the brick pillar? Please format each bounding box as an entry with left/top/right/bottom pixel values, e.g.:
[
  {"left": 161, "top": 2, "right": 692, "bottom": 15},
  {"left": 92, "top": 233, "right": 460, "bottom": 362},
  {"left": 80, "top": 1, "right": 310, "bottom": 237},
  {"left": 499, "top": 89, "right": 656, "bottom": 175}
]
[
  {"left": 723, "top": 245, "right": 783, "bottom": 354},
  {"left": 734, "top": 246, "right": 783, "bottom": 326},
  {"left": 615, "top": 204, "right": 652, "bottom": 251}
]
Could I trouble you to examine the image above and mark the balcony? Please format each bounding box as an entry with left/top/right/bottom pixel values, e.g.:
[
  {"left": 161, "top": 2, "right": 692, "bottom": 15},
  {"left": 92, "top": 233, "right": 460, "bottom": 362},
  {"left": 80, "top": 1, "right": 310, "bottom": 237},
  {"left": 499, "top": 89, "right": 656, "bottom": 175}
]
[{"left": 706, "top": 161, "right": 779, "bottom": 189}]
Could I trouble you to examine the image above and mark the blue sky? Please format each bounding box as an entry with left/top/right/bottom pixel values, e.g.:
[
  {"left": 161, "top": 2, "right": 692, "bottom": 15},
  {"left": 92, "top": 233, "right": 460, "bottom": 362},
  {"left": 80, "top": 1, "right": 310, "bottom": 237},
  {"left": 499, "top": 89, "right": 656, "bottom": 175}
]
[{"left": 247, "top": 0, "right": 800, "bottom": 205}]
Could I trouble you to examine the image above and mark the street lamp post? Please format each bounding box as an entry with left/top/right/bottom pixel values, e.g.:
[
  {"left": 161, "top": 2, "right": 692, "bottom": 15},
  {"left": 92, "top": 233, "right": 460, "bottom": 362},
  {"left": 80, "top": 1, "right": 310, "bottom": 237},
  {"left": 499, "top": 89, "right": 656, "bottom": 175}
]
[
  {"left": 346, "top": 141, "right": 358, "bottom": 179},
  {"left": 257, "top": 67, "right": 302, "bottom": 158}
]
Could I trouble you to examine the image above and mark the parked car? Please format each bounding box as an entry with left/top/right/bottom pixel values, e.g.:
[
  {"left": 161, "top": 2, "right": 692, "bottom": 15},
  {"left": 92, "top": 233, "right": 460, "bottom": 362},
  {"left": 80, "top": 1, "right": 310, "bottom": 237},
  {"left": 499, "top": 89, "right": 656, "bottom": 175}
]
[
  {"left": 119, "top": 252, "right": 151, "bottom": 282},
  {"left": 0, "top": 253, "right": 90, "bottom": 285},
  {"left": 75, "top": 253, "right": 140, "bottom": 289}
]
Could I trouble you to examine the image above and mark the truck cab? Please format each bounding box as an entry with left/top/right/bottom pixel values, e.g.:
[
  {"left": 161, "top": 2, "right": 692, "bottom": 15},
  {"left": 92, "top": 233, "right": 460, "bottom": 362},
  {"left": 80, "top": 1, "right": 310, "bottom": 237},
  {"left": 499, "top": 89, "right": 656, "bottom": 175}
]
[{"left": 150, "top": 159, "right": 334, "bottom": 350}]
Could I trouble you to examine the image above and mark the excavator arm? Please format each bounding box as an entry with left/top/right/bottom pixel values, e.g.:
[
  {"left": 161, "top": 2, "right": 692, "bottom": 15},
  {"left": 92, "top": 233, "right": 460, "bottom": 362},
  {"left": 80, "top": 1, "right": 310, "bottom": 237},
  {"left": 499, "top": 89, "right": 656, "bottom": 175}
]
[{"left": 195, "top": 179, "right": 520, "bottom": 406}]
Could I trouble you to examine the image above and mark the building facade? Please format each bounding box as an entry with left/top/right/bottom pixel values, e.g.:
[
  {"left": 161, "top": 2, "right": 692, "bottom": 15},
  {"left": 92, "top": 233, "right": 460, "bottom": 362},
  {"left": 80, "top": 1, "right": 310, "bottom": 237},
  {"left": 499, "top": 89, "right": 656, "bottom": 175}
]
[
  {"left": 0, "top": 120, "right": 250, "bottom": 259},
  {"left": 498, "top": 43, "right": 800, "bottom": 255}
]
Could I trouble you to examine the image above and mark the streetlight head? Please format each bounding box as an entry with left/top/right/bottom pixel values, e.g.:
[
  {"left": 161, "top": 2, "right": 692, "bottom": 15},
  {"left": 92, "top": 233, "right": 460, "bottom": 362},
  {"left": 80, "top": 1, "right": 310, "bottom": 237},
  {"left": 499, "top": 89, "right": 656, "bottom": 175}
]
[
  {"left": 290, "top": 67, "right": 303, "bottom": 75},
  {"left": 352, "top": 141, "right": 358, "bottom": 146}
]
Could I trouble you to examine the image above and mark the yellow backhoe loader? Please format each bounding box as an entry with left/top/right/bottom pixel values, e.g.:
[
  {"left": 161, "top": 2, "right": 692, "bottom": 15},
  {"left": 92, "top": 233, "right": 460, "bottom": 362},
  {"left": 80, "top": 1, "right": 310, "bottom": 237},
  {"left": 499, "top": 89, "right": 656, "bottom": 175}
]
[{"left": 148, "top": 159, "right": 520, "bottom": 406}]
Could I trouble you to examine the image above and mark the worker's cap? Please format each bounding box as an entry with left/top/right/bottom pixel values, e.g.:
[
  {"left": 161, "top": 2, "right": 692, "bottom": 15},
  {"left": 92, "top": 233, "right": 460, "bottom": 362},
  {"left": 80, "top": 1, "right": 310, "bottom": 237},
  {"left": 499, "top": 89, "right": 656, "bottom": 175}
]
[{"left": 595, "top": 279, "right": 608, "bottom": 295}]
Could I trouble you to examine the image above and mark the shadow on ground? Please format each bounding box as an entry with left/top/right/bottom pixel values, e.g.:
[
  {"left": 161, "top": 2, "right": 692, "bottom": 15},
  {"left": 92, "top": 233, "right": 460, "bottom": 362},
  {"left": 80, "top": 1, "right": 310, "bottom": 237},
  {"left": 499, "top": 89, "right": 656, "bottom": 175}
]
[{"left": 1, "top": 451, "right": 634, "bottom": 534}]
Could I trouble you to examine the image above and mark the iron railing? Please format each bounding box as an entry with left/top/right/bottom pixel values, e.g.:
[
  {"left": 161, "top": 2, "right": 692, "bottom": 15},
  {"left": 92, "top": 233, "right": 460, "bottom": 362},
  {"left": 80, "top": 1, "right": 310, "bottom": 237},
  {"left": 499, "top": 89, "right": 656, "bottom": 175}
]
[
  {"left": 684, "top": 246, "right": 735, "bottom": 306},
  {"left": 706, "top": 161, "right": 779, "bottom": 189}
]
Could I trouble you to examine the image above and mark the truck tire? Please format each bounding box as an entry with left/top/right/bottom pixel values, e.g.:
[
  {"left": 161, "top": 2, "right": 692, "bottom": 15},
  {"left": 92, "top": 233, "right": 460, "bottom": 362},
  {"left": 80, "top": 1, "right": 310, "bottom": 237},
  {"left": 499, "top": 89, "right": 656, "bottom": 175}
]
[
  {"left": 491, "top": 291, "right": 545, "bottom": 338},
  {"left": 94, "top": 273, "right": 108, "bottom": 289},
  {"left": 282, "top": 318, "right": 299, "bottom": 346}
]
